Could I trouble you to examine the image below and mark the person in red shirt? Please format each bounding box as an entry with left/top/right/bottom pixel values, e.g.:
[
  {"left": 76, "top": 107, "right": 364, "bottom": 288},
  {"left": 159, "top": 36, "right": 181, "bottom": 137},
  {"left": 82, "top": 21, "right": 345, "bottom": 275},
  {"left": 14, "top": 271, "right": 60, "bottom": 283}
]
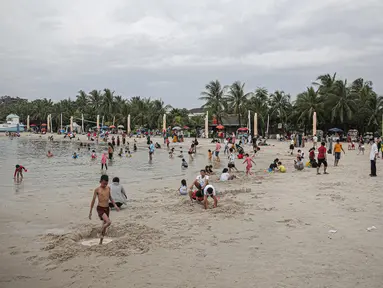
[
  {"left": 317, "top": 142, "right": 328, "bottom": 175},
  {"left": 14, "top": 164, "right": 27, "bottom": 179}
]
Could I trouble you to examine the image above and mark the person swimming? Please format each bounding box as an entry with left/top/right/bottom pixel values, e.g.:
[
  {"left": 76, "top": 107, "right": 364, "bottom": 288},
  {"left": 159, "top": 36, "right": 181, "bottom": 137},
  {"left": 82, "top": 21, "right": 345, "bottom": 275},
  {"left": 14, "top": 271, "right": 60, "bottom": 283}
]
[
  {"left": 47, "top": 150, "right": 53, "bottom": 157},
  {"left": 133, "top": 143, "right": 137, "bottom": 152},
  {"left": 73, "top": 152, "right": 79, "bottom": 159}
]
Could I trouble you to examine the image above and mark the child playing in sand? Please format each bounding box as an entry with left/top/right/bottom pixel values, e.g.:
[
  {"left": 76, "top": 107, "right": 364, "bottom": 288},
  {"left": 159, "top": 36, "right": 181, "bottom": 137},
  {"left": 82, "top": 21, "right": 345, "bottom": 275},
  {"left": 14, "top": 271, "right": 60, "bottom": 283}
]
[
  {"left": 13, "top": 164, "right": 27, "bottom": 179},
  {"left": 277, "top": 161, "right": 286, "bottom": 173},
  {"left": 179, "top": 179, "right": 188, "bottom": 195},
  {"left": 203, "top": 184, "right": 218, "bottom": 209},
  {"left": 101, "top": 153, "right": 108, "bottom": 171},
  {"left": 208, "top": 149, "right": 212, "bottom": 162},
  {"left": 294, "top": 156, "right": 304, "bottom": 171},
  {"left": 89, "top": 175, "right": 120, "bottom": 244},
  {"left": 268, "top": 158, "right": 279, "bottom": 172},
  {"left": 243, "top": 153, "right": 256, "bottom": 175}
]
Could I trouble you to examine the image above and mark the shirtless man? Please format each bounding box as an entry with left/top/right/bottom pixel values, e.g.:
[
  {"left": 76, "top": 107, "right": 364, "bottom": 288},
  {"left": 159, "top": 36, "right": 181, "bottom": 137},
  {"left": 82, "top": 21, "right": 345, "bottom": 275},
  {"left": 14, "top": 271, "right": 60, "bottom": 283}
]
[{"left": 89, "top": 175, "right": 120, "bottom": 244}]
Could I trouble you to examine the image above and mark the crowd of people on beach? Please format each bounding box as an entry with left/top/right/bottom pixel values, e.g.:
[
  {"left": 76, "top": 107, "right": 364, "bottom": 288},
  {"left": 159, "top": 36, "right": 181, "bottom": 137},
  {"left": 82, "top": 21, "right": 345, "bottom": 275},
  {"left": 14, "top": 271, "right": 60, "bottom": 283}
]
[{"left": 11, "top": 130, "right": 383, "bottom": 245}]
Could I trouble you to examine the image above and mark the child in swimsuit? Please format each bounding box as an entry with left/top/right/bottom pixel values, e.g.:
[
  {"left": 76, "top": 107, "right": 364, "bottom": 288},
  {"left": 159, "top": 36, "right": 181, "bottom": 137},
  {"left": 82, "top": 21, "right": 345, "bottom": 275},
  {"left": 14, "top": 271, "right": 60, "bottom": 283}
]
[
  {"left": 91, "top": 150, "right": 97, "bottom": 159},
  {"left": 14, "top": 164, "right": 27, "bottom": 179},
  {"left": 243, "top": 153, "right": 256, "bottom": 175},
  {"left": 101, "top": 153, "right": 108, "bottom": 170}
]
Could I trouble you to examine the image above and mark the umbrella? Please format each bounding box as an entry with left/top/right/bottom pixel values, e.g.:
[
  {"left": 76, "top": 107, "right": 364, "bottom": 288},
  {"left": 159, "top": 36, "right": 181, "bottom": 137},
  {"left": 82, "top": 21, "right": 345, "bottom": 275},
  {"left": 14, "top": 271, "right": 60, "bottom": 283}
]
[
  {"left": 30, "top": 124, "right": 36, "bottom": 127},
  {"left": 117, "top": 125, "right": 124, "bottom": 128},
  {"left": 216, "top": 125, "right": 224, "bottom": 130},
  {"left": 41, "top": 123, "right": 47, "bottom": 126},
  {"left": 328, "top": 128, "right": 343, "bottom": 133},
  {"left": 183, "top": 125, "right": 189, "bottom": 130},
  {"left": 109, "top": 125, "right": 116, "bottom": 128},
  {"left": 102, "top": 125, "right": 109, "bottom": 129},
  {"left": 237, "top": 127, "right": 248, "bottom": 132},
  {"left": 172, "top": 126, "right": 182, "bottom": 130}
]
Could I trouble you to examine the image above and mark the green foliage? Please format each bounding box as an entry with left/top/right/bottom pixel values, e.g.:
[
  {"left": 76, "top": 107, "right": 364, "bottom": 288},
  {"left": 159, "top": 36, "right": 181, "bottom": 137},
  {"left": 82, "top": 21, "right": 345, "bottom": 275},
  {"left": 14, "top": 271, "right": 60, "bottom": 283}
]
[{"left": 1, "top": 73, "right": 381, "bottom": 134}]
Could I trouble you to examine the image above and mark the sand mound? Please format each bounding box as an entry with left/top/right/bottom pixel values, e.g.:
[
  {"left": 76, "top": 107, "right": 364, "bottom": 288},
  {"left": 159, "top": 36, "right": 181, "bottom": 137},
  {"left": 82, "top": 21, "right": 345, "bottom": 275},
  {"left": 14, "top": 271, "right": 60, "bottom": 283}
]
[{"left": 40, "top": 222, "right": 163, "bottom": 264}]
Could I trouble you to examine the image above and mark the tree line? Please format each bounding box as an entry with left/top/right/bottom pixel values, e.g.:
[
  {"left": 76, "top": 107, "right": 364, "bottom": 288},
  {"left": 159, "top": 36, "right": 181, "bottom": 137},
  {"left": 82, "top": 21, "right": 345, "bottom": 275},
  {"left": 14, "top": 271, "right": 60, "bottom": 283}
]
[
  {"left": 0, "top": 89, "right": 204, "bottom": 131},
  {"left": 200, "top": 73, "right": 382, "bottom": 135},
  {"left": 0, "top": 73, "right": 381, "bottom": 135}
]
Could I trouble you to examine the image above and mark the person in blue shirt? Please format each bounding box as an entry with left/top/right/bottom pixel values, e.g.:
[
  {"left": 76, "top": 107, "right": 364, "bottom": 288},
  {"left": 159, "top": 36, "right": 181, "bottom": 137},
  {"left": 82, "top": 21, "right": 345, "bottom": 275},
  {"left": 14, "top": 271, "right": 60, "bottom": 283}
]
[{"left": 149, "top": 141, "right": 155, "bottom": 161}]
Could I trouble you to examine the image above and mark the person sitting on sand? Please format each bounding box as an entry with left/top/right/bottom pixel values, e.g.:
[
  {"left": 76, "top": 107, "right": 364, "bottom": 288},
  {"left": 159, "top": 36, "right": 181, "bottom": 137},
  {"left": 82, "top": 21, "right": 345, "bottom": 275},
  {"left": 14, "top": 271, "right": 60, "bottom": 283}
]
[
  {"left": 47, "top": 150, "right": 53, "bottom": 157},
  {"left": 294, "top": 156, "right": 304, "bottom": 171},
  {"left": 188, "top": 169, "right": 209, "bottom": 204},
  {"left": 179, "top": 179, "right": 188, "bottom": 195},
  {"left": 277, "top": 161, "right": 286, "bottom": 173},
  {"left": 13, "top": 164, "right": 27, "bottom": 179},
  {"left": 203, "top": 184, "right": 218, "bottom": 209},
  {"left": 220, "top": 168, "right": 237, "bottom": 181},
  {"left": 182, "top": 158, "right": 188, "bottom": 168},
  {"left": 109, "top": 177, "right": 127, "bottom": 209},
  {"left": 269, "top": 158, "right": 279, "bottom": 172},
  {"left": 89, "top": 175, "right": 120, "bottom": 244}
]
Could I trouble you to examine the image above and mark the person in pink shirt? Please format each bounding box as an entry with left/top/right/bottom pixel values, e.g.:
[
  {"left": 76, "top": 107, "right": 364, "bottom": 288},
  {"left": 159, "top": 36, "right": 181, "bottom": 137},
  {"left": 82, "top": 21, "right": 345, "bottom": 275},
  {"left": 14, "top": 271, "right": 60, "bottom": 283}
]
[
  {"left": 215, "top": 141, "right": 221, "bottom": 162},
  {"left": 101, "top": 153, "right": 108, "bottom": 171},
  {"left": 243, "top": 153, "right": 256, "bottom": 175}
]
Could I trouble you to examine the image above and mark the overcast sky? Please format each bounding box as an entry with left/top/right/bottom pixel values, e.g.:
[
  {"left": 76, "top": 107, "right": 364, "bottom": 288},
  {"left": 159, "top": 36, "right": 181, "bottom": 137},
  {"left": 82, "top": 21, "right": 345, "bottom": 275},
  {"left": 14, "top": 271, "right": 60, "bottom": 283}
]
[{"left": 1, "top": 0, "right": 382, "bottom": 108}]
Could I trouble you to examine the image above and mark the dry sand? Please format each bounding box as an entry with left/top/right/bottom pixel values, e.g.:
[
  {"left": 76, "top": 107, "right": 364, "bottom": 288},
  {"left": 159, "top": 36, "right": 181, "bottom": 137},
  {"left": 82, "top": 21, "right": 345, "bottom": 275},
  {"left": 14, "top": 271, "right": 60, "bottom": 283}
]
[{"left": 1, "top": 137, "right": 383, "bottom": 288}]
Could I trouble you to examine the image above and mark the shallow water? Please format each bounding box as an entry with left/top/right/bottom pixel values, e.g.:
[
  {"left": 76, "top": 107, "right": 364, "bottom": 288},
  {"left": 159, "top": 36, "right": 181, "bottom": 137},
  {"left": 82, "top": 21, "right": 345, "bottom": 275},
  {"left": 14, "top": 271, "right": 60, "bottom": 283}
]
[{"left": 0, "top": 136, "right": 209, "bottom": 236}]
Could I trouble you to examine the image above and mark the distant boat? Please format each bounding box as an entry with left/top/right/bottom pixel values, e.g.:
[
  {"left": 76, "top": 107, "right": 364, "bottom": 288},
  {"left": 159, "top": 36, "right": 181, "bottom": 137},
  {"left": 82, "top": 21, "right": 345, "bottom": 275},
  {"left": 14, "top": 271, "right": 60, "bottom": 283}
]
[{"left": 0, "top": 114, "right": 25, "bottom": 132}]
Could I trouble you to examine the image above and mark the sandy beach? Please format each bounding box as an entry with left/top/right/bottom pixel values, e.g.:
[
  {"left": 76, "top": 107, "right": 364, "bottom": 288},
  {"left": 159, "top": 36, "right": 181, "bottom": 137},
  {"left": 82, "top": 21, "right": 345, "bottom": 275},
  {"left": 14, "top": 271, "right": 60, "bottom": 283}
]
[{"left": 0, "top": 135, "right": 382, "bottom": 288}]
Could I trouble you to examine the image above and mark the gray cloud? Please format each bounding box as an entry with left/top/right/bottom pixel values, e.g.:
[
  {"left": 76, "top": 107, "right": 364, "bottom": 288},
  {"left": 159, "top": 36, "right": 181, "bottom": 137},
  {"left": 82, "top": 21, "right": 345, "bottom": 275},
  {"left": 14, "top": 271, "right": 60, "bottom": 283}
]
[{"left": 0, "top": 0, "right": 382, "bottom": 108}]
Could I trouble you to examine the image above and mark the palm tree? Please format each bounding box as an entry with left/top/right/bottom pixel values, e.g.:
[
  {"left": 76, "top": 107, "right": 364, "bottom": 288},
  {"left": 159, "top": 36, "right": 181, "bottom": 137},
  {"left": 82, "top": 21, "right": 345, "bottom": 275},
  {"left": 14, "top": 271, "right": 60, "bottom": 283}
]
[
  {"left": 89, "top": 90, "right": 103, "bottom": 117},
  {"left": 225, "top": 81, "right": 252, "bottom": 126},
  {"left": 200, "top": 80, "right": 226, "bottom": 123},
  {"left": 269, "top": 90, "right": 291, "bottom": 125},
  {"left": 328, "top": 80, "right": 356, "bottom": 124},
  {"left": 101, "top": 89, "right": 117, "bottom": 122},
  {"left": 313, "top": 73, "right": 337, "bottom": 98},
  {"left": 366, "top": 94, "right": 383, "bottom": 132},
  {"left": 294, "top": 87, "right": 324, "bottom": 126},
  {"left": 248, "top": 88, "right": 269, "bottom": 135}
]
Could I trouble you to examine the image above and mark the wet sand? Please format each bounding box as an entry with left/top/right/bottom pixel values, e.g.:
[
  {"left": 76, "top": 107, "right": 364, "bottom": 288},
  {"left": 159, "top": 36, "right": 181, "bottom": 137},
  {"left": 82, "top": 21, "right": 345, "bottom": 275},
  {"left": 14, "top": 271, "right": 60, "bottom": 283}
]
[{"left": 1, "top": 135, "right": 383, "bottom": 288}]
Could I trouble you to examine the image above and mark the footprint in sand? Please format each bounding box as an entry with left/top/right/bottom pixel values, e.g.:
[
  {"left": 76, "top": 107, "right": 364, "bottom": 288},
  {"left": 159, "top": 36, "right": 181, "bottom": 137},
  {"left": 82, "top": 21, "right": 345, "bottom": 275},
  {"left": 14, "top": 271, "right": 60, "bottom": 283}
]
[{"left": 81, "top": 238, "right": 113, "bottom": 246}]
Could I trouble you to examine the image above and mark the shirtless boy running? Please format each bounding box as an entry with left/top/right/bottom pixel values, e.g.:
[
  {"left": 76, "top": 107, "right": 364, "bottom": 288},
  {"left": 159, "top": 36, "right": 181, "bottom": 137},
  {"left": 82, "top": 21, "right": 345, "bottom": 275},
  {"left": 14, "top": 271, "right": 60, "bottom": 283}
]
[{"left": 89, "top": 175, "right": 120, "bottom": 244}]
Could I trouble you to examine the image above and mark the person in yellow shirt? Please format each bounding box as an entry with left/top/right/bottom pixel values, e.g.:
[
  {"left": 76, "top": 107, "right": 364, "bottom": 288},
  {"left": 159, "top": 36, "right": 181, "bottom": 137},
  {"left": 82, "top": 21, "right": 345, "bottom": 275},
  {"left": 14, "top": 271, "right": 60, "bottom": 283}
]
[
  {"left": 333, "top": 139, "right": 345, "bottom": 166},
  {"left": 277, "top": 161, "right": 286, "bottom": 173}
]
